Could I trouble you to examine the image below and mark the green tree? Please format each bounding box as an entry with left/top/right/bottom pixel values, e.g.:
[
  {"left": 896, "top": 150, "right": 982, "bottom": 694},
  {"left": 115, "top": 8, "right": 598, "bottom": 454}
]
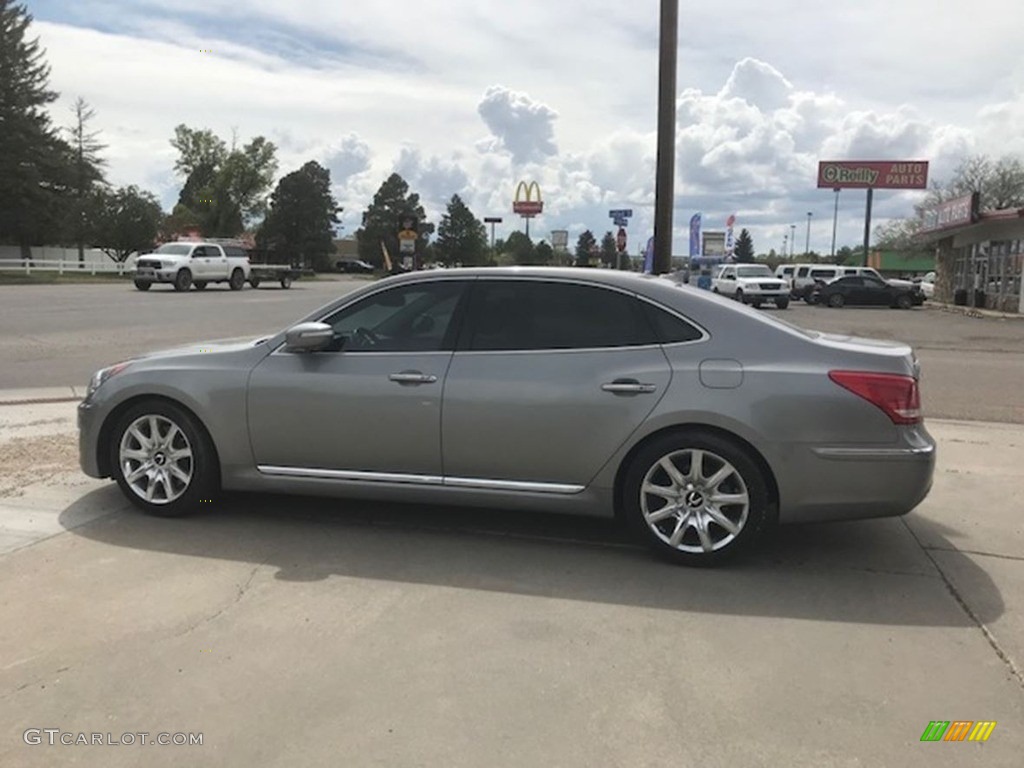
[
  {"left": 575, "top": 230, "right": 597, "bottom": 265},
  {"left": 599, "top": 231, "right": 617, "bottom": 266},
  {"left": 0, "top": 0, "right": 74, "bottom": 260},
  {"left": 504, "top": 231, "right": 534, "bottom": 264},
  {"left": 257, "top": 161, "right": 341, "bottom": 272},
  {"left": 355, "top": 173, "right": 433, "bottom": 269},
  {"left": 734, "top": 228, "right": 754, "bottom": 263},
  {"left": 534, "top": 240, "right": 554, "bottom": 265},
  {"left": 90, "top": 185, "right": 164, "bottom": 263},
  {"left": 435, "top": 194, "right": 487, "bottom": 266},
  {"left": 168, "top": 125, "right": 277, "bottom": 238},
  {"left": 66, "top": 97, "right": 107, "bottom": 265}
]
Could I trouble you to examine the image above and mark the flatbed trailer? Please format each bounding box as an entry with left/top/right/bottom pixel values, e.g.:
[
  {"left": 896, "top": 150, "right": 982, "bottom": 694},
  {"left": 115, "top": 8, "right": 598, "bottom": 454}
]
[{"left": 247, "top": 263, "right": 302, "bottom": 289}]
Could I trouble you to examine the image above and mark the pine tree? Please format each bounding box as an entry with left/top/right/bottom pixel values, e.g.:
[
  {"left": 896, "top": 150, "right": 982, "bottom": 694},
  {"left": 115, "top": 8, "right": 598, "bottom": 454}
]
[
  {"left": 575, "top": 230, "right": 597, "bottom": 265},
  {"left": 0, "top": 0, "right": 73, "bottom": 260},
  {"left": 734, "top": 228, "right": 755, "bottom": 263},
  {"left": 355, "top": 173, "right": 433, "bottom": 268},
  {"left": 435, "top": 194, "right": 487, "bottom": 266},
  {"left": 258, "top": 161, "right": 341, "bottom": 271}
]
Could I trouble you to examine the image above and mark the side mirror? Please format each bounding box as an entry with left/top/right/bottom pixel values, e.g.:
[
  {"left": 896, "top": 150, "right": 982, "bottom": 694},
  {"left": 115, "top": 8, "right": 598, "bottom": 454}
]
[{"left": 284, "top": 322, "right": 334, "bottom": 352}]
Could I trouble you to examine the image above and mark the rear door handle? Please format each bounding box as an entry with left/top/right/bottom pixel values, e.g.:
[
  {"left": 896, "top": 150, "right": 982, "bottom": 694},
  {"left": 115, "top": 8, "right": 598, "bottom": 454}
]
[
  {"left": 601, "top": 379, "right": 657, "bottom": 394},
  {"left": 389, "top": 371, "right": 438, "bottom": 385}
]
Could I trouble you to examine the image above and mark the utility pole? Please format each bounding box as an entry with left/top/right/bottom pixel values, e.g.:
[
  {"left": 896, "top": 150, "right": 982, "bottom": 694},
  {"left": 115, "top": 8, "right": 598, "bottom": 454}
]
[
  {"left": 805, "top": 212, "right": 813, "bottom": 256},
  {"left": 862, "top": 188, "right": 873, "bottom": 267},
  {"left": 653, "top": 0, "right": 678, "bottom": 275},
  {"left": 789, "top": 224, "right": 796, "bottom": 258},
  {"left": 484, "top": 217, "right": 502, "bottom": 252},
  {"left": 830, "top": 188, "right": 840, "bottom": 258}
]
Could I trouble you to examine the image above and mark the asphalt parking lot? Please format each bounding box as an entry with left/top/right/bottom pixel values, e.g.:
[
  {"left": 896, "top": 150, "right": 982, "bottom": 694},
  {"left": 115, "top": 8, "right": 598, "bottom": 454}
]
[{"left": 1, "top": 279, "right": 1023, "bottom": 766}]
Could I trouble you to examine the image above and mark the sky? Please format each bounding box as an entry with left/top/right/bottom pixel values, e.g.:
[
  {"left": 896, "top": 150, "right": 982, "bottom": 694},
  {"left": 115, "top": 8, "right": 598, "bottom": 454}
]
[{"left": 24, "top": 0, "right": 1024, "bottom": 255}]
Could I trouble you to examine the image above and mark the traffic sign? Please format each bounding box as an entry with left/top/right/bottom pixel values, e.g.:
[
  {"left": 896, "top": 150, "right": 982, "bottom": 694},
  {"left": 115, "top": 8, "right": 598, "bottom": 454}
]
[
  {"left": 609, "top": 209, "right": 633, "bottom": 218},
  {"left": 613, "top": 217, "right": 628, "bottom": 227},
  {"left": 484, "top": 217, "right": 503, "bottom": 224},
  {"left": 616, "top": 227, "right": 627, "bottom": 252}
]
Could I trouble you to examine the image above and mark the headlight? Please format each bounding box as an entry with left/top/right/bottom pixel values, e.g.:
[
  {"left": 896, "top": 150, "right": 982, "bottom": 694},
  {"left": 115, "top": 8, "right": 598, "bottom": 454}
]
[{"left": 86, "top": 362, "right": 131, "bottom": 398}]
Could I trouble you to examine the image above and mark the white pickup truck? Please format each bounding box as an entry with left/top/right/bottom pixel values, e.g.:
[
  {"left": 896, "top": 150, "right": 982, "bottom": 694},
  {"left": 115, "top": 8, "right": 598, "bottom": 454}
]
[
  {"left": 134, "top": 242, "right": 251, "bottom": 292},
  {"left": 712, "top": 264, "right": 790, "bottom": 308}
]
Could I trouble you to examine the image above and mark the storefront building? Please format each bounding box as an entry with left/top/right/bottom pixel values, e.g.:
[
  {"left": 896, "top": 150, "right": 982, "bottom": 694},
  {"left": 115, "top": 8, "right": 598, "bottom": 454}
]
[{"left": 920, "top": 193, "right": 1024, "bottom": 313}]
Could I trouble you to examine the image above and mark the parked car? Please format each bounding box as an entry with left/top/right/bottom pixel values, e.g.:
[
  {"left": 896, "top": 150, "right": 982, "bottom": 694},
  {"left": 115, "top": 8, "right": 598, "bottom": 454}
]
[
  {"left": 134, "top": 242, "right": 251, "bottom": 292},
  {"left": 336, "top": 258, "right": 376, "bottom": 274},
  {"left": 914, "top": 271, "right": 936, "bottom": 299},
  {"left": 79, "top": 268, "right": 934, "bottom": 566},
  {"left": 813, "top": 275, "right": 924, "bottom": 309},
  {"left": 790, "top": 264, "right": 915, "bottom": 302},
  {"left": 712, "top": 264, "right": 790, "bottom": 308}
]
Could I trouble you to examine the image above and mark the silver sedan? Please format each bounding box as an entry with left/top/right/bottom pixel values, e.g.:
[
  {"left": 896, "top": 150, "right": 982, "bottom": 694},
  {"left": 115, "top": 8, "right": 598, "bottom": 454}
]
[{"left": 78, "top": 268, "right": 935, "bottom": 565}]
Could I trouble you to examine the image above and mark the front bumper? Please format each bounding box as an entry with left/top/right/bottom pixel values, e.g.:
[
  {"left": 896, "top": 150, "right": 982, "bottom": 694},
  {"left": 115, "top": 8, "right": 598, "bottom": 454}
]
[
  {"left": 134, "top": 267, "right": 177, "bottom": 283},
  {"left": 78, "top": 399, "right": 106, "bottom": 478}
]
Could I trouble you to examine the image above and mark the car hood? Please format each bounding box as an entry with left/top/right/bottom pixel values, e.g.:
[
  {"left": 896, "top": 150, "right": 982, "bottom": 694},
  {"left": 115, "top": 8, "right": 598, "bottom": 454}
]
[{"left": 130, "top": 335, "right": 270, "bottom": 362}]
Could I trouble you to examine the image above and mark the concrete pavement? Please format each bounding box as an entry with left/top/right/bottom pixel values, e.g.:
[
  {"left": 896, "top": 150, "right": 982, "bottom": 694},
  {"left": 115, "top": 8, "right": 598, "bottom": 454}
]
[{"left": 0, "top": 397, "right": 1022, "bottom": 766}]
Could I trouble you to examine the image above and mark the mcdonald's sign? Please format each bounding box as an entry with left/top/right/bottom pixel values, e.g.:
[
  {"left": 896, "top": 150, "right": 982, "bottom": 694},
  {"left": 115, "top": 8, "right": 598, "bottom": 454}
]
[{"left": 513, "top": 181, "right": 543, "bottom": 217}]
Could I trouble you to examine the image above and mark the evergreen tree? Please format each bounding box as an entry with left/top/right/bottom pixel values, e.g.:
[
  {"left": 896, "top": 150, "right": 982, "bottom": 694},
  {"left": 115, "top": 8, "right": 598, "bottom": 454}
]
[
  {"left": 0, "top": 0, "right": 74, "bottom": 260},
  {"left": 734, "top": 228, "right": 754, "bottom": 263},
  {"left": 355, "top": 173, "right": 433, "bottom": 268},
  {"left": 435, "top": 194, "right": 487, "bottom": 266},
  {"left": 67, "top": 97, "right": 107, "bottom": 265},
  {"left": 600, "top": 231, "right": 617, "bottom": 266},
  {"left": 575, "top": 230, "right": 597, "bottom": 265},
  {"left": 258, "top": 161, "right": 341, "bottom": 271}
]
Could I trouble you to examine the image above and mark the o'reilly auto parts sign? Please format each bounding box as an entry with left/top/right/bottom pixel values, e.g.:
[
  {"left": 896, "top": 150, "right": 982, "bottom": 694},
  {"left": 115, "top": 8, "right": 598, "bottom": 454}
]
[{"left": 817, "top": 161, "right": 929, "bottom": 189}]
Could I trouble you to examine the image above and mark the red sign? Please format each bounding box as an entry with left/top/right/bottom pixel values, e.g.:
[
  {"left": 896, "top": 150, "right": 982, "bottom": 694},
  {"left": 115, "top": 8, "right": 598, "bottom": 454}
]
[
  {"left": 817, "top": 161, "right": 929, "bottom": 190},
  {"left": 513, "top": 181, "right": 543, "bottom": 217},
  {"left": 616, "top": 227, "right": 627, "bottom": 252},
  {"left": 920, "top": 192, "right": 979, "bottom": 234}
]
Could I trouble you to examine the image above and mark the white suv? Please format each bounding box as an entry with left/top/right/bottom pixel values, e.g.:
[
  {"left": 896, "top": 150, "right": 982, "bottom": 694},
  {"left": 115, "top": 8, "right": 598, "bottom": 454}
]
[
  {"left": 134, "top": 242, "right": 251, "bottom": 292},
  {"left": 712, "top": 264, "right": 790, "bottom": 308}
]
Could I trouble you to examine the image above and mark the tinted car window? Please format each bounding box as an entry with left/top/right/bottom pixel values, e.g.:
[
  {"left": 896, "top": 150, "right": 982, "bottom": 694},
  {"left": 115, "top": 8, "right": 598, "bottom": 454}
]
[
  {"left": 642, "top": 303, "right": 704, "bottom": 344},
  {"left": 324, "top": 281, "right": 466, "bottom": 352},
  {"left": 810, "top": 268, "right": 836, "bottom": 279},
  {"left": 837, "top": 277, "right": 863, "bottom": 286},
  {"left": 191, "top": 246, "right": 207, "bottom": 258},
  {"left": 797, "top": 267, "right": 809, "bottom": 277},
  {"left": 223, "top": 246, "right": 247, "bottom": 259},
  {"left": 469, "top": 281, "right": 648, "bottom": 351}
]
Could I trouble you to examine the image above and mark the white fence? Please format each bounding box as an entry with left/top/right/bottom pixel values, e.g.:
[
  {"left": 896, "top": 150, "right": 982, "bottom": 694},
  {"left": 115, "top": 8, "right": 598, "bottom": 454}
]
[{"left": 0, "top": 259, "right": 134, "bottom": 275}]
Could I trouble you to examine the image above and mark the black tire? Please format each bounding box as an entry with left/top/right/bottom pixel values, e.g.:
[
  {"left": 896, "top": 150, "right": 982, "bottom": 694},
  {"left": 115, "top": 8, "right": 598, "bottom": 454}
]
[
  {"left": 174, "top": 269, "right": 192, "bottom": 292},
  {"left": 249, "top": 277, "right": 261, "bottom": 289},
  {"left": 827, "top": 293, "right": 844, "bottom": 308},
  {"left": 108, "top": 400, "right": 219, "bottom": 518},
  {"left": 736, "top": 290, "right": 746, "bottom": 304},
  {"left": 280, "top": 275, "right": 292, "bottom": 289},
  {"left": 193, "top": 281, "right": 207, "bottom": 291},
  {"left": 134, "top": 280, "right": 151, "bottom": 291},
  {"left": 896, "top": 293, "right": 913, "bottom": 309},
  {"left": 622, "top": 430, "right": 772, "bottom": 566},
  {"left": 775, "top": 297, "right": 789, "bottom": 309},
  {"left": 229, "top": 269, "right": 245, "bottom": 291}
]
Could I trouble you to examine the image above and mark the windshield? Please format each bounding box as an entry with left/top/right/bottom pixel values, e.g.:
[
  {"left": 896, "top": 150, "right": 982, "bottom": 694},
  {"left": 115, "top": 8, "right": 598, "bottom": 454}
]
[
  {"left": 736, "top": 265, "right": 772, "bottom": 278},
  {"left": 154, "top": 244, "right": 192, "bottom": 255}
]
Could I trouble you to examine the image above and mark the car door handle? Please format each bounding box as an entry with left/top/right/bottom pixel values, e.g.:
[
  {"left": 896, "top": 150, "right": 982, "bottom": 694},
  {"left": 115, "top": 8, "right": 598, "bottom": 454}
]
[
  {"left": 601, "top": 379, "right": 657, "bottom": 394},
  {"left": 389, "top": 372, "right": 438, "bottom": 385}
]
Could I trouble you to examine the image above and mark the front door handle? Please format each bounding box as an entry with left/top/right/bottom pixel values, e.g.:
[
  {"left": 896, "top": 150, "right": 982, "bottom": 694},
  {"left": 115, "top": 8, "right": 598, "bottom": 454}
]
[
  {"left": 389, "top": 371, "right": 438, "bottom": 385},
  {"left": 601, "top": 379, "right": 657, "bottom": 394}
]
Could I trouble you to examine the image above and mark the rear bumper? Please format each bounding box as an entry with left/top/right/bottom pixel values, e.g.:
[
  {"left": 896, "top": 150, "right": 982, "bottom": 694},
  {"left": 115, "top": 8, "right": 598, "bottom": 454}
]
[{"left": 778, "top": 425, "right": 936, "bottom": 524}]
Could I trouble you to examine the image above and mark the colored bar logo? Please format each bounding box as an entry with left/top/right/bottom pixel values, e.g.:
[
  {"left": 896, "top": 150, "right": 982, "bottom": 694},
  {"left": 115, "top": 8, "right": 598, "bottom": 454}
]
[{"left": 920, "top": 721, "right": 996, "bottom": 742}]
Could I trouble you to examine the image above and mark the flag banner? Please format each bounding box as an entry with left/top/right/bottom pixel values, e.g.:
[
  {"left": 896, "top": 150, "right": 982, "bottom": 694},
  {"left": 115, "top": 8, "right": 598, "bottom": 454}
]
[
  {"left": 689, "top": 214, "right": 702, "bottom": 258},
  {"left": 725, "top": 213, "right": 736, "bottom": 257},
  {"left": 643, "top": 236, "right": 655, "bottom": 274}
]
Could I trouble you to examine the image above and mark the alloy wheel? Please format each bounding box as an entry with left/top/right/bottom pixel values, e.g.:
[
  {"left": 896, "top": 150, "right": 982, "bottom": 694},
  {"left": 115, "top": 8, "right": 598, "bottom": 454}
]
[
  {"left": 118, "top": 414, "right": 194, "bottom": 504},
  {"left": 639, "top": 448, "right": 750, "bottom": 554}
]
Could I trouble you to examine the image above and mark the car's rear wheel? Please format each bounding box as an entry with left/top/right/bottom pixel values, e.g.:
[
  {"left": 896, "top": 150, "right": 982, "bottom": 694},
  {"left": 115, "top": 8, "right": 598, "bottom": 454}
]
[
  {"left": 134, "top": 280, "right": 151, "bottom": 291},
  {"left": 827, "top": 293, "right": 845, "bottom": 308},
  {"left": 622, "top": 431, "right": 770, "bottom": 566},
  {"left": 280, "top": 275, "right": 292, "bottom": 289},
  {"left": 775, "top": 297, "right": 789, "bottom": 309},
  {"left": 193, "top": 281, "right": 207, "bottom": 291},
  {"left": 229, "top": 269, "right": 245, "bottom": 291},
  {"left": 174, "top": 269, "right": 192, "bottom": 292},
  {"left": 896, "top": 293, "right": 912, "bottom": 309},
  {"left": 109, "top": 400, "right": 218, "bottom": 517}
]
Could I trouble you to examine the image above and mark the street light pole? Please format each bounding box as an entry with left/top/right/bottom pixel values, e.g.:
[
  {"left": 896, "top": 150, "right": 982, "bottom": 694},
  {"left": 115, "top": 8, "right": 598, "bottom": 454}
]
[
  {"left": 805, "top": 211, "right": 812, "bottom": 256},
  {"left": 830, "top": 188, "right": 840, "bottom": 258},
  {"left": 789, "top": 224, "right": 796, "bottom": 258},
  {"left": 653, "top": 0, "right": 678, "bottom": 275}
]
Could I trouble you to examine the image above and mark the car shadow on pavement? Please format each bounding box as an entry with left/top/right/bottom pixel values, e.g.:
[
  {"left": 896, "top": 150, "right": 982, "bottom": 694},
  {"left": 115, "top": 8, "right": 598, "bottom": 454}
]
[{"left": 59, "top": 486, "right": 1002, "bottom": 628}]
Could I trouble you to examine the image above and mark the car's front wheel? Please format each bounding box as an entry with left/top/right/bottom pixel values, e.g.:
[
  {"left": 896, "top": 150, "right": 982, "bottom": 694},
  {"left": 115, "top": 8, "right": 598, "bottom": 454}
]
[
  {"left": 895, "top": 294, "right": 913, "bottom": 309},
  {"left": 622, "top": 431, "right": 771, "bottom": 566},
  {"left": 174, "top": 269, "right": 192, "bottom": 292},
  {"left": 229, "top": 269, "right": 245, "bottom": 291},
  {"left": 735, "top": 289, "right": 745, "bottom": 304},
  {"left": 775, "top": 296, "right": 790, "bottom": 309},
  {"left": 134, "top": 280, "right": 151, "bottom": 291},
  {"left": 109, "top": 400, "right": 218, "bottom": 517},
  {"left": 827, "top": 293, "right": 845, "bottom": 308}
]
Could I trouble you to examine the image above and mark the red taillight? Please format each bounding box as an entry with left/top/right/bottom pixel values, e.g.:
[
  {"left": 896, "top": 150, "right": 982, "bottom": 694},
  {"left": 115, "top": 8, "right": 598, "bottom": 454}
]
[{"left": 828, "top": 370, "right": 921, "bottom": 425}]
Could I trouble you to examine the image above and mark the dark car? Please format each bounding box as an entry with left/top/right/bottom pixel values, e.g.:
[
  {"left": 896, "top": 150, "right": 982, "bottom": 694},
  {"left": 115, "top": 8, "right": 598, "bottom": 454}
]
[
  {"left": 335, "top": 258, "right": 376, "bottom": 274},
  {"left": 814, "top": 275, "right": 923, "bottom": 309}
]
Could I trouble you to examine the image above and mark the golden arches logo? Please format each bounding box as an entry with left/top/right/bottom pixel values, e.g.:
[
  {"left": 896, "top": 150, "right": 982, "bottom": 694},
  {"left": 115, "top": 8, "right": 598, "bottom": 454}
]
[{"left": 513, "top": 181, "right": 543, "bottom": 216}]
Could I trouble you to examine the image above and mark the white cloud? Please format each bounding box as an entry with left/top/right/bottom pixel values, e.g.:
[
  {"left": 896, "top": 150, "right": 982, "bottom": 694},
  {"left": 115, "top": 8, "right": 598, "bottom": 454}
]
[{"left": 477, "top": 86, "right": 559, "bottom": 166}]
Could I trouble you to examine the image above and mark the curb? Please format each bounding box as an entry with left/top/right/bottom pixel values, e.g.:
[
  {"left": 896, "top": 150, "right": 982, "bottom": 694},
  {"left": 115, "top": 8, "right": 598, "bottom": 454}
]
[
  {"left": 924, "top": 302, "right": 1023, "bottom": 321},
  {"left": 0, "top": 387, "right": 83, "bottom": 407}
]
